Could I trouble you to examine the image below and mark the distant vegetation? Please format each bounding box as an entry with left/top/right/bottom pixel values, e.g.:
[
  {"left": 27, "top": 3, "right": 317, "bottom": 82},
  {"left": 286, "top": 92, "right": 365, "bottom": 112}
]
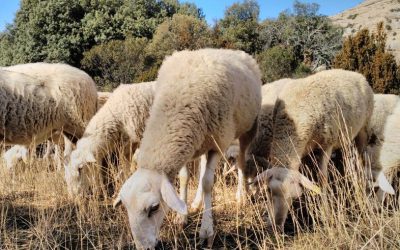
[
  {"left": 334, "top": 22, "right": 400, "bottom": 94},
  {"left": 0, "top": 0, "right": 399, "bottom": 93}
]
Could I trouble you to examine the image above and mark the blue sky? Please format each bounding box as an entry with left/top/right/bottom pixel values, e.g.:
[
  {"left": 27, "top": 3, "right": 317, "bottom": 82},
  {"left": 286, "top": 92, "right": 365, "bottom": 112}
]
[{"left": 0, "top": 0, "right": 363, "bottom": 31}]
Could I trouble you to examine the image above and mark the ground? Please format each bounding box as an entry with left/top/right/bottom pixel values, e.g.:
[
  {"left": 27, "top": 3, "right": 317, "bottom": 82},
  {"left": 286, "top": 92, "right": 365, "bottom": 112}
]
[{"left": 0, "top": 147, "right": 399, "bottom": 249}]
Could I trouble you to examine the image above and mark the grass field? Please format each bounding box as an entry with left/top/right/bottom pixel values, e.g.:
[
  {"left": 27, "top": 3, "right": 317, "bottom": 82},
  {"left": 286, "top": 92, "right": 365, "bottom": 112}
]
[{"left": 0, "top": 144, "right": 399, "bottom": 249}]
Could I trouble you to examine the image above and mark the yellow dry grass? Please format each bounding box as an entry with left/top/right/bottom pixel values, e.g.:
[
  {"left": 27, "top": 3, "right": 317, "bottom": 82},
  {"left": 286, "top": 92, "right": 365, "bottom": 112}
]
[{"left": 0, "top": 142, "right": 399, "bottom": 249}]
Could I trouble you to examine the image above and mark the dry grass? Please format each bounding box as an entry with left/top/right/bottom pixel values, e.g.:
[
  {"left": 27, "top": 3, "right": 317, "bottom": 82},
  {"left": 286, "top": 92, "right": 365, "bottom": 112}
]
[{"left": 0, "top": 143, "right": 399, "bottom": 250}]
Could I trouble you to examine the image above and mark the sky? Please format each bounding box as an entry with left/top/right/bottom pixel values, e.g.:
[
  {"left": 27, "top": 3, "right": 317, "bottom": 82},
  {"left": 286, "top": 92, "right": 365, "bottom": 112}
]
[{"left": 0, "top": 0, "right": 364, "bottom": 32}]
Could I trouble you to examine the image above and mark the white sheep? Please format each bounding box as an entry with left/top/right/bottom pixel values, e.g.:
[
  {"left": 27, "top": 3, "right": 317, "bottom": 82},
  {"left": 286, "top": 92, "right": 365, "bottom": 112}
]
[
  {"left": 254, "top": 69, "right": 374, "bottom": 231},
  {"left": 113, "top": 48, "right": 262, "bottom": 249},
  {"left": 2, "top": 145, "right": 28, "bottom": 170},
  {"left": 64, "top": 81, "right": 156, "bottom": 197},
  {"left": 365, "top": 94, "right": 399, "bottom": 199},
  {"left": 378, "top": 104, "right": 400, "bottom": 199},
  {"left": 0, "top": 63, "right": 98, "bottom": 146},
  {"left": 222, "top": 79, "right": 292, "bottom": 176},
  {"left": 2, "top": 131, "right": 70, "bottom": 171}
]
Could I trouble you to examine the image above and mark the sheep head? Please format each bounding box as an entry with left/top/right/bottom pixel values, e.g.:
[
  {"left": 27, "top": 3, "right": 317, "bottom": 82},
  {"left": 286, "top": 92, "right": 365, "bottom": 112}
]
[
  {"left": 253, "top": 167, "right": 321, "bottom": 229},
  {"left": 253, "top": 167, "right": 321, "bottom": 198},
  {"left": 113, "top": 168, "right": 187, "bottom": 249},
  {"left": 64, "top": 149, "right": 96, "bottom": 197}
]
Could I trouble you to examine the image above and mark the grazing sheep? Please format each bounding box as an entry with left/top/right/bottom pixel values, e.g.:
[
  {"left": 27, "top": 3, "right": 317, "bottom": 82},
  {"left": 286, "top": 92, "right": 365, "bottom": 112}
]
[
  {"left": 254, "top": 69, "right": 374, "bottom": 231},
  {"left": 365, "top": 94, "right": 399, "bottom": 199},
  {"left": 2, "top": 131, "right": 71, "bottom": 171},
  {"left": 243, "top": 78, "right": 292, "bottom": 178},
  {"left": 64, "top": 82, "right": 155, "bottom": 197},
  {"left": 113, "top": 48, "right": 262, "bottom": 249},
  {"left": 2, "top": 145, "right": 28, "bottom": 170},
  {"left": 0, "top": 63, "right": 98, "bottom": 145},
  {"left": 374, "top": 99, "right": 400, "bottom": 201}
]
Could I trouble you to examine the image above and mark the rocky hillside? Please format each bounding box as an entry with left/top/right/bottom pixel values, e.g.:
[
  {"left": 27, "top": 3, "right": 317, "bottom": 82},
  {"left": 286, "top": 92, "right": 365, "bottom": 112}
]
[{"left": 331, "top": 0, "right": 400, "bottom": 61}]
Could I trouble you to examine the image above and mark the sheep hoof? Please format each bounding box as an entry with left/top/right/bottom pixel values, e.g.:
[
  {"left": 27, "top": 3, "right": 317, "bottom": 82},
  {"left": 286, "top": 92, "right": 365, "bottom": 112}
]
[{"left": 198, "top": 231, "right": 215, "bottom": 249}]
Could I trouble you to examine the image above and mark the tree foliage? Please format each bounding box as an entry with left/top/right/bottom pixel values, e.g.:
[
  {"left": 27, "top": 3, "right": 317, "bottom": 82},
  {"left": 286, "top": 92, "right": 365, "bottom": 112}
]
[
  {"left": 334, "top": 22, "right": 400, "bottom": 94},
  {"left": 0, "top": 0, "right": 202, "bottom": 67},
  {"left": 215, "top": 0, "right": 261, "bottom": 54},
  {"left": 81, "top": 37, "right": 149, "bottom": 89},
  {"left": 256, "top": 46, "right": 297, "bottom": 83},
  {"left": 259, "top": 1, "right": 342, "bottom": 70},
  {"left": 147, "top": 14, "right": 212, "bottom": 63}
]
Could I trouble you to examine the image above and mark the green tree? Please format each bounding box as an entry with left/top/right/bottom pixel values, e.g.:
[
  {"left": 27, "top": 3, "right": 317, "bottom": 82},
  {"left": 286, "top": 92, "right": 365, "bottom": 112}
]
[
  {"left": 258, "top": 1, "right": 342, "bottom": 69},
  {"left": 147, "top": 14, "right": 212, "bottom": 64},
  {"left": 216, "top": 0, "right": 261, "bottom": 54},
  {"left": 81, "top": 37, "right": 149, "bottom": 89},
  {"left": 256, "top": 46, "right": 297, "bottom": 83},
  {"left": 0, "top": 0, "right": 203, "bottom": 67}
]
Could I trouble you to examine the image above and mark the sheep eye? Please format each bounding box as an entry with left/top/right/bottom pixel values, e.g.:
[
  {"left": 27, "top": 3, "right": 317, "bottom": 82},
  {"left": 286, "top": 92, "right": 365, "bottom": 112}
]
[{"left": 148, "top": 203, "right": 160, "bottom": 218}]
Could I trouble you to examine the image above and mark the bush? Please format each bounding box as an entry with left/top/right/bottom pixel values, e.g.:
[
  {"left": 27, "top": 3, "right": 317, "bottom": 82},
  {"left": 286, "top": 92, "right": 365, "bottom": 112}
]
[
  {"left": 334, "top": 22, "right": 400, "bottom": 94},
  {"left": 81, "top": 37, "right": 149, "bottom": 89},
  {"left": 146, "top": 14, "right": 212, "bottom": 65},
  {"left": 294, "top": 63, "right": 312, "bottom": 78},
  {"left": 256, "top": 46, "right": 297, "bottom": 83}
]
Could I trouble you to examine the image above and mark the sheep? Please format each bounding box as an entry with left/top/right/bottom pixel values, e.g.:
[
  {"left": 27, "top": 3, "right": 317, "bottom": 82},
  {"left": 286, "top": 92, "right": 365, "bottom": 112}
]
[
  {"left": 64, "top": 81, "right": 156, "bottom": 197},
  {"left": 113, "top": 48, "right": 262, "bottom": 249},
  {"left": 253, "top": 69, "right": 374, "bottom": 231},
  {"left": 222, "top": 78, "right": 292, "bottom": 177},
  {"left": 2, "top": 131, "right": 71, "bottom": 171},
  {"left": 0, "top": 63, "right": 98, "bottom": 146},
  {"left": 365, "top": 94, "right": 399, "bottom": 200},
  {"left": 378, "top": 103, "right": 400, "bottom": 198},
  {"left": 2, "top": 145, "right": 28, "bottom": 170},
  {"left": 223, "top": 78, "right": 292, "bottom": 197}
]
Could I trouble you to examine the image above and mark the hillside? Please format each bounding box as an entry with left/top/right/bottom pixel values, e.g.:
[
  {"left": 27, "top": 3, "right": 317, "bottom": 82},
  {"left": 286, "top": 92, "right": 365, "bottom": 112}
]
[{"left": 331, "top": 0, "right": 400, "bottom": 61}]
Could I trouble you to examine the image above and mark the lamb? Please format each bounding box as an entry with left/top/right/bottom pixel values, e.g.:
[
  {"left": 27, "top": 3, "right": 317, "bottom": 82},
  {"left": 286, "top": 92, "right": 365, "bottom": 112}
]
[
  {"left": 2, "top": 131, "right": 70, "bottom": 171},
  {"left": 253, "top": 69, "right": 374, "bottom": 231},
  {"left": 365, "top": 94, "right": 399, "bottom": 200},
  {"left": 2, "top": 145, "right": 28, "bottom": 170},
  {"left": 113, "top": 48, "right": 262, "bottom": 249},
  {"left": 0, "top": 63, "right": 98, "bottom": 146},
  {"left": 223, "top": 78, "right": 292, "bottom": 177},
  {"left": 64, "top": 81, "right": 156, "bottom": 197}
]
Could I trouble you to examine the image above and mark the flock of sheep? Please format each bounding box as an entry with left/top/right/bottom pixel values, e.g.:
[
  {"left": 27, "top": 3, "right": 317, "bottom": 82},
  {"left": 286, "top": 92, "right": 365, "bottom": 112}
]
[{"left": 1, "top": 48, "right": 399, "bottom": 249}]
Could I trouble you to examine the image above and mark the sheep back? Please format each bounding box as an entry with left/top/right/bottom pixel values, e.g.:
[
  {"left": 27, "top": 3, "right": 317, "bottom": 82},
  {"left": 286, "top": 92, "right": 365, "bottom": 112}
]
[
  {"left": 271, "top": 69, "right": 374, "bottom": 168},
  {"left": 0, "top": 63, "right": 97, "bottom": 145},
  {"left": 138, "top": 48, "right": 262, "bottom": 176}
]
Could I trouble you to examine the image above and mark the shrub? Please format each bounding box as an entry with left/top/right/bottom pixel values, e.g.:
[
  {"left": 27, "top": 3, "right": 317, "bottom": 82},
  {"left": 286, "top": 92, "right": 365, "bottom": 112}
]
[
  {"left": 256, "top": 46, "right": 297, "bottom": 83},
  {"left": 334, "top": 22, "right": 400, "bottom": 94},
  {"left": 348, "top": 14, "right": 358, "bottom": 20},
  {"left": 81, "top": 37, "right": 148, "bottom": 89}
]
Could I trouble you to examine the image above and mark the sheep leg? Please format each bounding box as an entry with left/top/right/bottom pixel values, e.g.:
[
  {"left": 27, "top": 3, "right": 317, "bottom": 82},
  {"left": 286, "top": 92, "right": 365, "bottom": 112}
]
[
  {"left": 236, "top": 120, "right": 258, "bottom": 203},
  {"left": 176, "top": 165, "right": 189, "bottom": 226},
  {"left": 199, "top": 151, "right": 219, "bottom": 247},
  {"left": 319, "top": 145, "right": 333, "bottom": 183},
  {"left": 354, "top": 127, "right": 368, "bottom": 166},
  {"left": 191, "top": 154, "right": 207, "bottom": 213}
]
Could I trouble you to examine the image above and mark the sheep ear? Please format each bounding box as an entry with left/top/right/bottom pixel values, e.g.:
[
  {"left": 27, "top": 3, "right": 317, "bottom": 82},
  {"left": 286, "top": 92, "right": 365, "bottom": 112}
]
[
  {"left": 161, "top": 174, "right": 187, "bottom": 215},
  {"left": 377, "top": 172, "right": 395, "bottom": 195},
  {"left": 298, "top": 173, "right": 321, "bottom": 195}
]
